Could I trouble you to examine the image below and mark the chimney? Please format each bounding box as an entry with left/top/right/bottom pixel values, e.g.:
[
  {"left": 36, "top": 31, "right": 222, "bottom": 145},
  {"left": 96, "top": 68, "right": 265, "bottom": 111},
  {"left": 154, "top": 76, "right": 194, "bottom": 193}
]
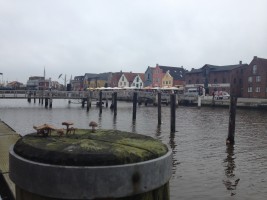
[
  {"left": 239, "top": 61, "right": 242, "bottom": 65},
  {"left": 254, "top": 56, "right": 258, "bottom": 59}
]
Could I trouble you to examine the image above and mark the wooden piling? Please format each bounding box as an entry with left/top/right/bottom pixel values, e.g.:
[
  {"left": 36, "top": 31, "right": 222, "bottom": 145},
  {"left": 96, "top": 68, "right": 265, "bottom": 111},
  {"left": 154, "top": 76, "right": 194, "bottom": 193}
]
[
  {"left": 81, "top": 99, "right": 85, "bottom": 108},
  {"left": 44, "top": 98, "right": 48, "bottom": 108},
  {"left": 133, "top": 92, "right": 137, "bottom": 120},
  {"left": 99, "top": 91, "right": 103, "bottom": 114},
  {"left": 49, "top": 98, "right": 52, "bottom": 108},
  {"left": 158, "top": 92, "right": 161, "bottom": 125},
  {"left": 227, "top": 96, "right": 237, "bottom": 145},
  {"left": 105, "top": 93, "right": 108, "bottom": 107},
  {"left": 198, "top": 96, "right": 201, "bottom": 108},
  {"left": 86, "top": 96, "right": 90, "bottom": 112},
  {"left": 114, "top": 92, "right": 117, "bottom": 116},
  {"left": 170, "top": 94, "right": 176, "bottom": 133}
]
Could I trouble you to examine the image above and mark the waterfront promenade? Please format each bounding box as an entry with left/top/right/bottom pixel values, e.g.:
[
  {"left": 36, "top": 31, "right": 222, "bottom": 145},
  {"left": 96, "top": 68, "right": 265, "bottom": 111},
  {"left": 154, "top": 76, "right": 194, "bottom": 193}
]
[{"left": 0, "top": 120, "right": 20, "bottom": 199}]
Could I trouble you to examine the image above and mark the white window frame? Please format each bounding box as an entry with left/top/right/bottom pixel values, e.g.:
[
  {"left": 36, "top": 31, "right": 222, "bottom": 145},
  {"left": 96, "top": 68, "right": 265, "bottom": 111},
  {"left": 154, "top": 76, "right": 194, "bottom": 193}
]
[
  {"left": 256, "top": 76, "right": 261, "bottom": 82},
  {"left": 255, "top": 87, "right": 260, "bottom": 93},
  {"left": 248, "top": 76, "right": 253, "bottom": 82},
  {"left": 248, "top": 87, "right": 253, "bottom": 93}
]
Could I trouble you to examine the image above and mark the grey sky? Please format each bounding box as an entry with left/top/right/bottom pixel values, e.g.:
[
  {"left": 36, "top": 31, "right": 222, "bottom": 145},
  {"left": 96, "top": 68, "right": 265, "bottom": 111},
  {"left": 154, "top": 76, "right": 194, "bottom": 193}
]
[{"left": 0, "top": 0, "right": 267, "bottom": 84}]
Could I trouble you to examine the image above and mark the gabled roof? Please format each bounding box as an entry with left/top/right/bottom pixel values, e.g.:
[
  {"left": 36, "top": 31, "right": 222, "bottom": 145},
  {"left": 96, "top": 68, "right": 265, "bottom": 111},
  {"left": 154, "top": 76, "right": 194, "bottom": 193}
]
[
  {"left": 187, "top": 63, "right": 248, "bottom": 74},
  {"left": 251, "top": 56, "right": 267, "bottom": 66},
  {"left": 138, "top": 73, "right": 145, "bottom": 82},
  {"left": 123, "top": 72, "right": 138, "bottom": 82},
  {"left": 158, "top": 65, "right": 187, "bottom": 80},
  {"left": 203, "top": 64, "right": 248, "bottom": 72}
]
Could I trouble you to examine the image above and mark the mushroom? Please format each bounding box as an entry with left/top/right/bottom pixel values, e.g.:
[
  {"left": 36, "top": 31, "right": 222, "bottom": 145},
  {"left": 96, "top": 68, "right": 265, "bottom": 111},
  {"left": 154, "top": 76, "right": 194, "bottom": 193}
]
[{"left": 89, "top": 121, "right": 98, "bottom": 132}]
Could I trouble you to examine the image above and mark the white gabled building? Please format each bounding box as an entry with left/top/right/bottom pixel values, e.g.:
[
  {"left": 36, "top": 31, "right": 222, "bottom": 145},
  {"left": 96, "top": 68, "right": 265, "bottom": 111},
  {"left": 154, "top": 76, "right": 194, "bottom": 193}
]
[
  {"left": 118, "top": 72, "right": 145, "bottom": 88},
  {"left": 131, "top": 74, "right": 145, "bottom": 89}
]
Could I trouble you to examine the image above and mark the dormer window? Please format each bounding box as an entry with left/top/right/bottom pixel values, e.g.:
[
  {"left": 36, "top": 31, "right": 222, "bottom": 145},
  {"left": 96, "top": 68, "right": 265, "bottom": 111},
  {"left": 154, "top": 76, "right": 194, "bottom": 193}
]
[{"left": 253, "top": 65, "right": 257, "bottom": 74}]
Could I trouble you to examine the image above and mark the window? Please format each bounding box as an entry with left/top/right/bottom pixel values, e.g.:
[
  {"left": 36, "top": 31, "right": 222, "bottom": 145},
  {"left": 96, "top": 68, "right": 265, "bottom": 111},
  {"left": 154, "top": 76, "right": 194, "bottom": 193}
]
[
  {"left": 253, "top": 65, "right": 257, "bottom": 74},
  {"left": 136, "top": 77, "right": 139, "bottom": 82},
  {"left": 248, "top": 87, "right": 253, "bottom": 93},
  {"left": 256, "top": 76, "right": 261, "bottom": 82},
  {"left": 255, "top": 87, "right": 260, "bottom": 92},
  {"left": 248, "top": 76, "right": 252, "bottom": 82},
  {"left": 214, "top": 78, "right": 217, "bottom": 84},
  {"left": 122, "top": 76, "right": 124, "bottom": 81}
]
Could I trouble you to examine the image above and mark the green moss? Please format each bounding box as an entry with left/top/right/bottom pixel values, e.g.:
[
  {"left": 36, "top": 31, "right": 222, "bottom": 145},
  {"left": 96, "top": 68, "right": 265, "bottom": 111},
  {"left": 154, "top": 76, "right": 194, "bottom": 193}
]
[{"left": 14, "top": 129, "right": 168, "bottom": 166}]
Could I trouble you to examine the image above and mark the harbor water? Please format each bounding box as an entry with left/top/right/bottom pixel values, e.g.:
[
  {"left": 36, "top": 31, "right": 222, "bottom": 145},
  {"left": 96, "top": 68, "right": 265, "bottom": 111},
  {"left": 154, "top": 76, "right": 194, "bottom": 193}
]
[{"left": 0, "top": 99, "right": 267, "bottom": 199}]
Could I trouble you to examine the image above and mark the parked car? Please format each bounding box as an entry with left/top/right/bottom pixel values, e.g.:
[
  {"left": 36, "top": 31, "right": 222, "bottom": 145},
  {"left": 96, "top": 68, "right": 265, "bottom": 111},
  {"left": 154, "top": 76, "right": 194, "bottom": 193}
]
[{"left": 214, "top": 91, "right": 230, "bottom": 99}]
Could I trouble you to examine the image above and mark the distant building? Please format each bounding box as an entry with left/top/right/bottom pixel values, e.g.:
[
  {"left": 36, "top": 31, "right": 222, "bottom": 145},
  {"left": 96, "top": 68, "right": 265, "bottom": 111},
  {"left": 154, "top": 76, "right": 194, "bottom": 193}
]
[
  {"left": 243, "top": 56, "right": 267, "bottom": 98},
  {"left": 26, "top": 76, "right": 44, "bottom": 90},
  {"left": 71, "top": 76, "right": 84, "bottom": 91},
  {"left": 185, "top": 62, "right": 248, "bottom": 96},
  {"left": 6, "top": 81, "right": 24, "bottom": 89},
  {"left": 150, "top": 64, "right": 186, "bottom": 87},
  {"left": 144, "top": 67, "right": 155, "bottom": 87},
  {"left": 84, "top": 72, "right": 112, "bottom": 89},
  {"left": 109, "top": 72, "right": 123, "bottom": 87}
]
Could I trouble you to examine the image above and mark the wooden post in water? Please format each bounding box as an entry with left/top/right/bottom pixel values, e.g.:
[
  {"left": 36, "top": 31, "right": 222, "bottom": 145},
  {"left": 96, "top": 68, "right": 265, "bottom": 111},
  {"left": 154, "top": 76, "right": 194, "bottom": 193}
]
[
  {"left": 34, "top": 91, "right": 36, "bottom": 103},
  {"left": 81, "top": 99, "right": 85, "bottom": 108},
  {"left": 105, "top": 92, "right": 108, "bottom": 107},
  {"left": 197, "top": 95, "right": 201, "bottom": 108},
  {"left": 49, "top": 98, "right": 52, "bottom": 108},
  {"left": 86, "top": 96, "right": 90, "bottom": 112},
  {"left": 170, "top": 94, "right": 176, "bottom": 133},
  {"left": 99, "top": 91, "right": 103, "bottom": 114},
  {"left": 45, "top": 98, "right": 48, "bottom": 108},
  {"left": 132, "top": 92, "right": 137, "bottom": 120},
  {"left": 227, "top": 96, "right": 237, "bottom": 145},
  {"left": 27, "top": 93, "right": 31, "bottom": 103},
  {"left": 158, "top": 92, "right": 161, "bottom": 125},
  {"left": 114, "top": 92, "right": 117, "bottom": 116}
]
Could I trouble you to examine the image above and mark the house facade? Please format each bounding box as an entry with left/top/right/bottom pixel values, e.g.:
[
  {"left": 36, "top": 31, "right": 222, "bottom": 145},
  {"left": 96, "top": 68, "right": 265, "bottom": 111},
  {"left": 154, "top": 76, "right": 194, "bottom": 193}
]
[
  {"left": 162, "top": 70, "right": 173, "bottom": 87},
  {"left": 71, "top": 76, "right": 84, "bottom": 91},
  {"left": 84, "top": 73, "right": 112, "bottom": 89},
  {"left": 243, "top": 56, "right": 267, "bottom": 98},
  {"left": 131, "top": 74, "right": 145, "bottom": 89},
  {"left": 144, "top": 67, "right": 154, "bottom": 87},
  {"left": 118, "top": 72, "right": 137, "bottom": 88},
  {"left": 185, "top": 62, "right": 248, "bottom": 96},
  {"left": 151, "top": 64, "right": 186, "bottom": 87}
]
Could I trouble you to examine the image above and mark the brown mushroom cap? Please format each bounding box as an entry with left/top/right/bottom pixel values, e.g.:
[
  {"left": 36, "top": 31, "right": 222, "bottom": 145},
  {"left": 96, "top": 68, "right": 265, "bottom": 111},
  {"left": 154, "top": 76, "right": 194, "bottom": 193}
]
[{"left": 89, "top": 121, "right": 98, "bottom": 127}]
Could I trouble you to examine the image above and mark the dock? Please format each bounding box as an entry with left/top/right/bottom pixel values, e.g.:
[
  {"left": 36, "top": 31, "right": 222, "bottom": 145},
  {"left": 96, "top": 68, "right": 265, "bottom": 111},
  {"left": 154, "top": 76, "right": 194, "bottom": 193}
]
[{"left": 0, "top": 120, "right": 20, "bottom": 199}]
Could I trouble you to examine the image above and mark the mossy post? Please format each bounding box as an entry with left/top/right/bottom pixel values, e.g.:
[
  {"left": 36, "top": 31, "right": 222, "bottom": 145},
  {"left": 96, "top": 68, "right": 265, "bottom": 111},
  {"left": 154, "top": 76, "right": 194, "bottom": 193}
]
[{"left": 10, "top": 129, "right": 172, "bottom": 200}]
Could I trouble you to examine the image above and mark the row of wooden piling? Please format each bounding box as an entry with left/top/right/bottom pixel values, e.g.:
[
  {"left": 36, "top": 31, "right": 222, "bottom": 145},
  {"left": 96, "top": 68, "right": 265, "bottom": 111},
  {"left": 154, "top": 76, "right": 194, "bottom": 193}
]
[{"left": 93, "top": 91, "right": 237, "bottom": 145}]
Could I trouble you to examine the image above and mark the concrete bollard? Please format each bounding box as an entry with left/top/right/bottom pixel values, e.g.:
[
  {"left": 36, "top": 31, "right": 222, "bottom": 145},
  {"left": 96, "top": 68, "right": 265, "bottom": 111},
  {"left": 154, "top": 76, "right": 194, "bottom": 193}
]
[{"left": 9, "top": 129, "right": 172, "bottom": 200}]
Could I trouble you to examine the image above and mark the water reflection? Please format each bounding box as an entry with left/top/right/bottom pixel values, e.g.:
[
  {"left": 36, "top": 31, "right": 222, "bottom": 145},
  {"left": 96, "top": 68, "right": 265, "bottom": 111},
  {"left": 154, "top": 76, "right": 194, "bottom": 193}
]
[{"left": 223, "top": 145, "right": 240, "bottom": 196}]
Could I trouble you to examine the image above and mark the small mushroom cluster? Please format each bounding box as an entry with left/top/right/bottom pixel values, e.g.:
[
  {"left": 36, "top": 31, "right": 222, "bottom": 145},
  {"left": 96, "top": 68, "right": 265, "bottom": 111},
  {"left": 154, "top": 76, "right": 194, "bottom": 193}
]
[{"left": 89, "top": 121, "right": 98, "bottom": 132}]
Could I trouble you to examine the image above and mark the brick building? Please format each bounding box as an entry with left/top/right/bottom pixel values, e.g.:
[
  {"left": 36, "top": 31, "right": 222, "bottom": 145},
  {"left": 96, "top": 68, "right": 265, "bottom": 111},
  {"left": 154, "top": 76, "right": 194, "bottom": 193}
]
[
  {"left": 185, "top": 62, "right": 248, "bottom": 96},
  {"left": 243, "top": 56, "right": 267, "bottom": 98}
]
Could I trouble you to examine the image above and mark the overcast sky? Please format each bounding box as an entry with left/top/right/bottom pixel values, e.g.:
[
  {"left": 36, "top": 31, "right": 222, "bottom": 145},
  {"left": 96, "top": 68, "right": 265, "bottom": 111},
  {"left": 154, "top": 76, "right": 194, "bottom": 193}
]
[{"left": 0, "top": 0, "right": 267, "bottom": 84}]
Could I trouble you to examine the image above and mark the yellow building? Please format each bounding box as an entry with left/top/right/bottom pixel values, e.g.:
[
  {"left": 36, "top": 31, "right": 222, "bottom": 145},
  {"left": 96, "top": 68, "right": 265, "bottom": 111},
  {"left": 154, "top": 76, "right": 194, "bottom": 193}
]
[{"left": 162, "top": 70, "right": 173, "bottom": 87}]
